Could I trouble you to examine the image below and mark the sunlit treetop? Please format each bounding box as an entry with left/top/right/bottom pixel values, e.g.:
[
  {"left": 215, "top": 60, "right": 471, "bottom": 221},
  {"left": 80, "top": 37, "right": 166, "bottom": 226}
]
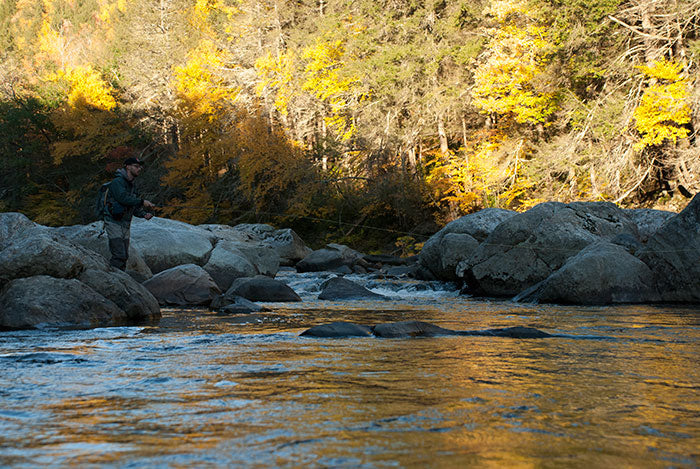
[
  {"left": 634, "top": 58, "right": 691, "bottom": 150},
  {"left": 174, "top": 40, "right": 239, "bottom": 118},
  {"left": 46, "top": 65, "right": 117, "bottom": 110}
]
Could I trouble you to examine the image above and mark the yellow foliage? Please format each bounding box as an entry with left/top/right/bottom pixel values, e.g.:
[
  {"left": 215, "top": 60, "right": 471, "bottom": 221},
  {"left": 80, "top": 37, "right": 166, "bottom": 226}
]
[
  {"left": 174, "top": 40, "right": 239, "bottom": 118},
  {"left": 236, "top": 112, "right": 312, "bottom": 213},
  {"left": 485, "top": 0, "right": 528, "bottom": 22},
  {"left": 395, "top": 236, "right": 423, "bottom": 257},
  {"left": 192, "top": 0, "right": 239, "bottom": 32},
  {"left": 426, "top": 134, "right": 536, "bottom": 215},
  {"left": 37, "top": 21, "right": 64, "bottom": 64},
  {"left": 634, "top": 59, "right": 691, "bottom": 150},
  {"left": 301, "top": 38, "right": 364, "bottom": 141},
  {"left": 471, "top": 6, "right": 557, "bottom": 125},
  {"left": 47, "top": 65, "right": 117, "bottom": 111},
  {"left": 255, "top": 51, "right": 296, "bottom": 116}
]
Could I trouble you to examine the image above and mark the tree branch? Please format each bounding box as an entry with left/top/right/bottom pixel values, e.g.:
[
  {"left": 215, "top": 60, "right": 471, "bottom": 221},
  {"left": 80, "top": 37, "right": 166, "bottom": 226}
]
[{"left": 607, "top": 15, "right": 670, "bottom": 41}]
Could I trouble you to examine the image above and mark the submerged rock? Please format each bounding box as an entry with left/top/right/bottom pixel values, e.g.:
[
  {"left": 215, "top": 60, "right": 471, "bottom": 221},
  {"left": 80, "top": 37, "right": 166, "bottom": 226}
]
[
  {"left": 474, "top": 326, "right": 553, "bottom": 339},
  {"left": 300, "top": 320, "right": 553, "bottom": 339},
  {"left": 371, "top": 320, "right": 455, "bottom": 338},
  {"left": 301, "top": 321, "right": 373, "bottom": 338},
  {"left": 213, "top": 295, "right": 267, "bottom": 314}
]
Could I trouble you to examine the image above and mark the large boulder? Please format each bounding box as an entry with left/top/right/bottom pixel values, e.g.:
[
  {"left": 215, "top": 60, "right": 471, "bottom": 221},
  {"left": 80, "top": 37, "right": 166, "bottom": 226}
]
[
  {"left": 202, "top": 223, "right": 311, "bottom": 266},
  {"left": 54, "top": 222, "right": 153, "bottom": 281},
  {"left": 226, "top": 275, "right": 302, "bottom": 302},
  {"left": 513, "top": 242, "right": 660, "bottom": 305},
  {"left": 142, "top": 264, "right": 221, "bottom": 306},
  {"left": 130, "top": 217, "right": 215, "bottom": 274},
  {"left": 0, "top": 276, "right": 126, "bottom": 329},
  {"left": 462, "top": 202, "right": 639, "bottom": 297},
  {"left": 318, "top": 277, "right": 389, "bottom": 300},
  {"left": 79, "top": 268, "right": 161, "bottom": 321},
  {"left": 0, "top": 230, "right": 108, "bottom": 282},
  {"left": 419, "top": 208, "right": 516, "bottom": 281},
  {"left": 0, "top": 212, "right": 42, "bottom": 250},
  {"left": 202, "top": 240, "right": 258, "bottom": 291},
  {"left": 636, "top": 194, "right": 700, "bottom": 302},
  {"left": 296, "top": 244, "right": 366, "bottom": 273}
]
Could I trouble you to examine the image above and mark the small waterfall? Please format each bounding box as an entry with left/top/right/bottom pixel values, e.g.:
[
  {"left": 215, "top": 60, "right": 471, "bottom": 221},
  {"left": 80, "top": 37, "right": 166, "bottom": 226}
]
[{"left": 275, "top": 269, "right": 460, "bottom": 301}]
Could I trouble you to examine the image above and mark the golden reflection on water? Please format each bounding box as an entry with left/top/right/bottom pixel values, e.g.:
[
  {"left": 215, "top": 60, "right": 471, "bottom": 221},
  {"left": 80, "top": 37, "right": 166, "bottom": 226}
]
[{"left": 1, "top": 302, "right": 698, "bottom": 467}]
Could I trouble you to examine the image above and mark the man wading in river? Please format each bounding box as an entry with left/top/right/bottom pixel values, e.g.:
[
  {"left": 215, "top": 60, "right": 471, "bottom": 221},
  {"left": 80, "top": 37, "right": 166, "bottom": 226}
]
[{"left": 102, "top": 157, "right": 155, "bottom": 270}]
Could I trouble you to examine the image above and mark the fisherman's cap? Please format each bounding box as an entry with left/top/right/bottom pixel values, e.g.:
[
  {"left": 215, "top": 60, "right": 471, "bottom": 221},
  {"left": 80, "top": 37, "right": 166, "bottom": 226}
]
[{"left": 124, "top": 157, "right": 145, "bottom": 167}]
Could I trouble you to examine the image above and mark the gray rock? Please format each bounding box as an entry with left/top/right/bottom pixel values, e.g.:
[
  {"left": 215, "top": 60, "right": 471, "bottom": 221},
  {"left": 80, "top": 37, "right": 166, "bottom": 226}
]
[
  {"left": 371, "top": 320, "right": 455, "bottom": 338},
  {"left": 383, "top": 264, "right": 418, "bottom": 278},
  {"left": 233, "top": 244, "right": 280, "bottom": 277},
  {"left": 0, "top": 276, "right": 126, "bottom": 329},
  {"left": 296, "top": 244, "right": 366, "bottom": 273},
  {"left": 226, "top": 275, "right": 301, "bottom": 302},
  {"left": 300, "top": 321, "right": 373, "bottom": 338},
  {"left": 78, "top": 268, "right": 160, "bottom": 321},
  {"left": 513, "top": 242, "right": 660, "bottom": 305},
  {"left": 0, "top": 212, "right": 42, "bottom": 250},
  {"left": 610, "top": 233, "right": 643, "bottom": 254},
  {"left": 54, "top": 222, "right": 153, "bottom": 281},
  {"left": 0, "top": 230, "right": 108, "bottom": 282},
  {"left": 300, "top": 321, "right": 554, "bottom": 340},
  {"left": 465, "top": 201, "right": 639, "bottom": 297},
  {"left": 131, "top": 217, "right": 215, "bottom": 273},
  {"left": 143, "top": 264, "right": 221, "bottom": 305},
  {"left": 203, "top": 240, "right": 258, "bottom": 291},
  {"left": 201, "top": 223, "right": 311, "bottom": 266},
  {"left": 318, "top": 277, "right": 389, "bottom": 300},
  {"left": 211, "top": 294, "right": 266, "bottom": 314},
  {"left": 474, "top": 326, "right": 552, "bottom": 339},
  {"left": 419, "top": 208, "right": 515, "bottom": 281},
  {"left": 637, "top": 194, "right": 700, "bottom": 302},
  {"left": 624, "top": 208, "right": 675, "bottom": 242}
]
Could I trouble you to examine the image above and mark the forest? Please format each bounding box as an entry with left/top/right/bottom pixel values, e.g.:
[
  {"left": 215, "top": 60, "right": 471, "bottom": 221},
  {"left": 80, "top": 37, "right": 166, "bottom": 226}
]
[{"left": 1, "top": 0, "right": 699, "bottom": 252}]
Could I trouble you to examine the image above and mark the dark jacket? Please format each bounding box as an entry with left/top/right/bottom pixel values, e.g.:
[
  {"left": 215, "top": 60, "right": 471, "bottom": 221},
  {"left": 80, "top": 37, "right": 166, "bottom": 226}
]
[{"left": 105, "top": 168, "right": 147, "bottom": 224}]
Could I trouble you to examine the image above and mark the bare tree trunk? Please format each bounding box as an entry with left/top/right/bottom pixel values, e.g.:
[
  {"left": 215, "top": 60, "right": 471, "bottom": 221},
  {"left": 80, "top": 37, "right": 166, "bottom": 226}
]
[
  {"left": 407, "top": 145, "right": 416, "bottom": 167},
  {"left": 438, "top": 116, "right": 448, "bottom": 154},
  {"left": 461, "top": 115, "right": 468, "bottom": 150}
]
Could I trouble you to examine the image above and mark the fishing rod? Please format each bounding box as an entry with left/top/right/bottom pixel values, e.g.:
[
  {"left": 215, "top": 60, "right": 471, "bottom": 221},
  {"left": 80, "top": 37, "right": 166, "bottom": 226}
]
[
  {"left": 150, "top": 203, "right": 699, "bottom": 254},
  {"left": 153, "top": 203, "right": 433, "bottom": 239}
]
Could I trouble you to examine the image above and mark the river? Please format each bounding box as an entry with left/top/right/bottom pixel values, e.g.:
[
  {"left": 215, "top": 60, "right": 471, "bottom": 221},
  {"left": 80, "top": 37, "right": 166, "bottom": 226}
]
[{"left": 1, "top": 271, "right": 699, "bottom": 467}]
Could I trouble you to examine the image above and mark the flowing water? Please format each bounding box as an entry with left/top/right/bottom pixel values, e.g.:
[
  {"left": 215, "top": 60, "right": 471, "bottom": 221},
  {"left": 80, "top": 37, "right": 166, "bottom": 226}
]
[{"left": 1, "top": 271, "right": 699, "bottom": 467}]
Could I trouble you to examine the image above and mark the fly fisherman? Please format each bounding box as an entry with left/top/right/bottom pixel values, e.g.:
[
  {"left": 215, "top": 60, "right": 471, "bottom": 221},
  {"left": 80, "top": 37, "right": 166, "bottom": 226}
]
[{"left": 103, "top": 157, "right": 155, "bottom": 270}]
